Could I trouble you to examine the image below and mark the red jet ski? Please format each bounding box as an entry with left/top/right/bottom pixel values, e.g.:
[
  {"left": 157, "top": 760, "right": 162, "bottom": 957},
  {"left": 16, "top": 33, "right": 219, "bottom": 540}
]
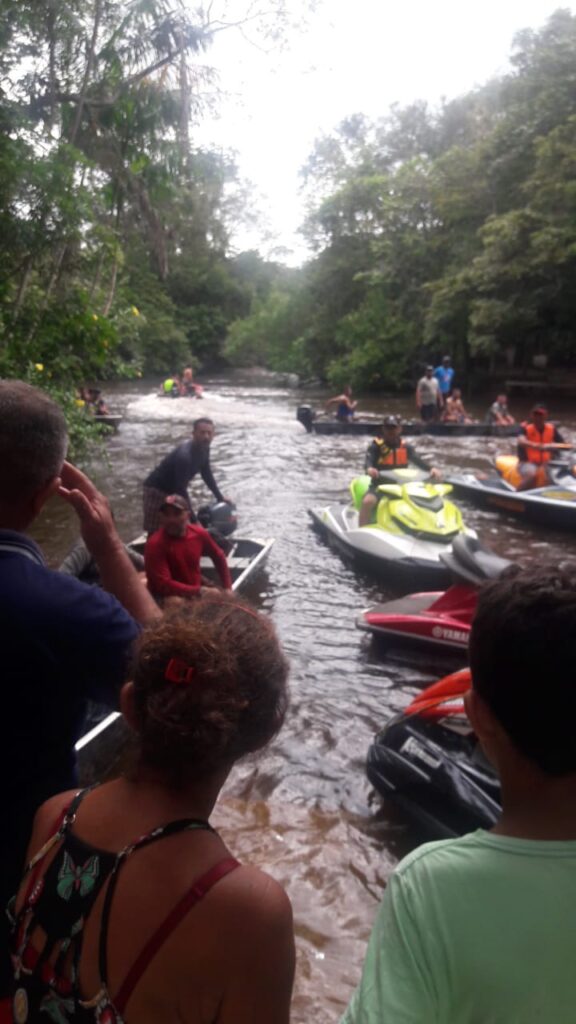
[{"left": 357, "top": 534, "right": 512, "bottom": 654}]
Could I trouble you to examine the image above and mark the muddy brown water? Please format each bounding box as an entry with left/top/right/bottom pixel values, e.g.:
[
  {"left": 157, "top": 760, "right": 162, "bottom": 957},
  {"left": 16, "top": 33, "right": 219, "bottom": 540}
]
[{"left": 31, "top": 381, "right": 576, "bottom": 1023}]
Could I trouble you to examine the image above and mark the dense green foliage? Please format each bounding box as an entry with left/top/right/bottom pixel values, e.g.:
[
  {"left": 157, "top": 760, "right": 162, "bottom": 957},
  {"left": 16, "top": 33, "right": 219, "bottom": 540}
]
[
  {"left": 0, "top": 0, "right": 298, "bottom": 398},
  {"left": 226, "top": 10, "right": 576, "bottom": 389}
]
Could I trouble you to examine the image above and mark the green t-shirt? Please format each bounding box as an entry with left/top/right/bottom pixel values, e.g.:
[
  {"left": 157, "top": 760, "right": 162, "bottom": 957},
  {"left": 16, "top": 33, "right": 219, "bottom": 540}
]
[{"left": 342, "top": 830, "right": 576, "bottom": 1023}]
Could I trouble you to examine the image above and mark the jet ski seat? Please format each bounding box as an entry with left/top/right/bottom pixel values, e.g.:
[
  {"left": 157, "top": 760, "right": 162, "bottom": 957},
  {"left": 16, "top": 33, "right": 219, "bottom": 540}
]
[{"left": 440, "top": 534, "right": 513, "bottom": 586}]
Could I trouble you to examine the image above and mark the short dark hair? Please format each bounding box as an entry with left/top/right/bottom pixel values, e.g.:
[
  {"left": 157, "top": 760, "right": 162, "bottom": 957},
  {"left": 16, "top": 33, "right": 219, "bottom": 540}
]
[
  {"left": 469, "top": 565, "right": 576, "bottom": 775},
  {"left": 0, "top": 380, "right": 67, "bottom": 503},
  {"left": 192, "top": 417, "right": 214, "bottom": 431},
  {"left": 131, "top": 593, "right": 289, "bottom": 787}
]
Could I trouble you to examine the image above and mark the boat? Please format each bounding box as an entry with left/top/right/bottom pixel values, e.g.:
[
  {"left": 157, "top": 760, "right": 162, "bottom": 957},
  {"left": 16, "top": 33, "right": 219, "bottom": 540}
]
[
  {"left": 74, "top": 528, "right": 274, "bottom": 783},
  {"left": 94, "top": 413, "right": 122, "bottom": 431},
  {"left": 357, "top": 534, "right": 512, "bottom": 654},
  {"left": 367, "top": 668, "right": 500, "bottom": 837},
  {"left": 296, "top": 405, "right": 520, "bottom": 438},
  {"left": 446, "top": 456, "right": 576, "bottom": 531},
  {"left": 309, "top": 469, "right": 475, "bottom": 590}
]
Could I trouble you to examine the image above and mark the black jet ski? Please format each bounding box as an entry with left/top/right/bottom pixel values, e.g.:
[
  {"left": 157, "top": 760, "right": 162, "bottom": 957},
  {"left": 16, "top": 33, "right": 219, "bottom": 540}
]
[
  {"left": 357, "top": 534, "right": 513, "bottom": 655},
  {"left": 367, "top": 669, "right": 501, "bottom": 837}
]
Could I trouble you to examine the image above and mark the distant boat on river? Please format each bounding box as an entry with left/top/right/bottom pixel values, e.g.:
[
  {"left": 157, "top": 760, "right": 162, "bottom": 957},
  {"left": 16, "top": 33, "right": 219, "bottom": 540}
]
[{"left": 296, "top": 405, "right": 520, "bottom": 438}]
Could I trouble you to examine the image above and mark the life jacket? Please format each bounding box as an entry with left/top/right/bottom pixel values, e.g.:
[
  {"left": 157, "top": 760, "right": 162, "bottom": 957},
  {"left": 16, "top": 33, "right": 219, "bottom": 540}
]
[
  {"left": 163, "top": 378, "right": 175, "bottom": 393},
  {"left": 521, "top": 421, "right": 555, "bottom": 464},
  {"left": 374, "top": 438, "right": 409, "bottom": 468}
]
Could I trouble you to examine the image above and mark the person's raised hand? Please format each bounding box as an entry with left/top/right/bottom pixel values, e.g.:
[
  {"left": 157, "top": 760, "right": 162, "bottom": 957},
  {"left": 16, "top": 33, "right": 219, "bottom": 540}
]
[
  {"left": 58, "top": 461, "right": 120, "bottom": 560},
  {"left": 367, "top": 467, "right": 379, "bottom": 480}
]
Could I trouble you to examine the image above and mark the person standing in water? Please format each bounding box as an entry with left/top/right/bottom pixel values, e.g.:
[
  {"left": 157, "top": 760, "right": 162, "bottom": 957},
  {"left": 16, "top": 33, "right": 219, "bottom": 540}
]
[{"left": 325, "top": 386, "right": 357, "bottom": 422}]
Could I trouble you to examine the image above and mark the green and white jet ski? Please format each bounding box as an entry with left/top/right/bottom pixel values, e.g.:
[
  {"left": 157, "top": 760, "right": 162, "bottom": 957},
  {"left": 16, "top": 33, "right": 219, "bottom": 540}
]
[{"left": 309, "top": 468, "right": 475, "bottom": 589}]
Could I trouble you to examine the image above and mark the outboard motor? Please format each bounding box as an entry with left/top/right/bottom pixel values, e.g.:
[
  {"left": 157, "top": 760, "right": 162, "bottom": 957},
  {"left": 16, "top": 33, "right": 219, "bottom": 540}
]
[
  {"left": 197, "top": 500, "right": 237, "bottom": 552},
  {"left": 297, "top": 405, "right": 316, "bottom": 433}
]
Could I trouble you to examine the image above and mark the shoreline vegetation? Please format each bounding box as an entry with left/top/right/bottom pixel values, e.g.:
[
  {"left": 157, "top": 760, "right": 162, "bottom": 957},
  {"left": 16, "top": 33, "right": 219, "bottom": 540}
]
[{"left": 1, "top": 8, "right": 576, "bottom": 423}]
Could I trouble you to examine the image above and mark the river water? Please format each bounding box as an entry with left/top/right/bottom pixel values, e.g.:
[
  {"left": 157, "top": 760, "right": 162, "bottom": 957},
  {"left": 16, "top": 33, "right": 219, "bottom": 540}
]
[{"left": 31, "top": 380, "right": 576, "bottom": 1023}]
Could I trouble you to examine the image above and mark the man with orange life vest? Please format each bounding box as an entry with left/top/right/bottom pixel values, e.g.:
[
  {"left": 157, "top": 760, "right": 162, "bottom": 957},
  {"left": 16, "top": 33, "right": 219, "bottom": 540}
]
[
  {"left": 359, "top": 416, "right": 440, "bottom": 526},
  {"left": 517, "top": 405, "right": 565, "bottom": 491}
]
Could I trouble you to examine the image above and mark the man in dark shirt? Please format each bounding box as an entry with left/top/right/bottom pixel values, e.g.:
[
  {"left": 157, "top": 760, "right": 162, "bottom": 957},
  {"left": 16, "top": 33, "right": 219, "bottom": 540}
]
[
  {"left": 359, "top": 416, "right": 440, "bottom": 526},
  {"left": 145, "top": 494, "right": 232, "bottom": 600},
  {"left": 142, "top": 417, "right": 230, "bottom": 534},
  {"left": 0, "top": 381, "right": 160, "bottom": 994}
]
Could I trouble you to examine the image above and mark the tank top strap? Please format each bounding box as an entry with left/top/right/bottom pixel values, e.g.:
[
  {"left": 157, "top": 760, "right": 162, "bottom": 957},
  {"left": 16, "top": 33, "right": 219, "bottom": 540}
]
[
  {"left": 23, "top": 785, "right": 98, "bottom": 883},
  {"left": 97, "top": 817, "right": 217, "bottom": 994},
  {"left": 114, "top": 856, "right": 240, "bottom": 1015}
]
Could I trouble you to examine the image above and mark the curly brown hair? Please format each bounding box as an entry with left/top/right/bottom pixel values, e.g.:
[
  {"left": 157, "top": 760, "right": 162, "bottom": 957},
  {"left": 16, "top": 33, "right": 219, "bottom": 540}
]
[{"left": 130, "top": 592, "right": 289, "bottom": 786}]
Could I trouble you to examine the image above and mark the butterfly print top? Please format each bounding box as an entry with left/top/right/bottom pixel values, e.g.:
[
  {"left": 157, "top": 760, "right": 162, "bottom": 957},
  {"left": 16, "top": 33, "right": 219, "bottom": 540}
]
[{"left": 9, "top": 788, "right": 240, "bottom": 1023}]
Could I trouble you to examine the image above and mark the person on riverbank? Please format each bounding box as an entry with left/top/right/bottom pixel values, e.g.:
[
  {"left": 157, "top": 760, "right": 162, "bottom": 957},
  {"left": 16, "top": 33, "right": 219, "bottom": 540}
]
[
  {"left": 433, "top": 354, "right": 455, "bottom": 405},
  {"left": 8, "top": 595, "right": 294, "bottom": 1024},
  {"left": 443, "top": 387, "right": 474, "bottom": 424},
  {"left": 517, "top": 404, "right": 565, "bottom": 490},
  {"left": 415, "top": 366, "right": 442, "bottom": 422},
  {"left": 342, "top": 564, "right": 576, "bottom": 1024},
  {"left": 145, "top": 493, "right": 232, "bottom": 601},
  {"left": 142, "top": 418, "right": 231, "bottom": 534},
  {"left": 0, "top": 381, "right": 160, "bottom": 999},
  {"left": 486, "top": 393, "right": 515, "bottom": 425},
  {"left": 359, "top": 415, "right": 440, "bottom": 527},
  {"left": 325, "top": 385, "right": 357, "bottom": 422}
]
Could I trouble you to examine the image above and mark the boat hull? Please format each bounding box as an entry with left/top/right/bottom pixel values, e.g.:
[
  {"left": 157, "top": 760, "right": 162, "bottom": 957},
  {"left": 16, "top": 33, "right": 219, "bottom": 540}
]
[
  {"left": 358, "top": 592, "right": 471, "bottom": 652},
  {"left": 446, "top": 473, "right": 576, "bottom": 531},
  {"left": 297, "top": 406, "right": 519, "bottom": 438},
  {"left": 75, "top": 535, "right": 274, "bottom": 781},
  {"left": 310, "top": 504, "right": 456, "bottom": 590}
]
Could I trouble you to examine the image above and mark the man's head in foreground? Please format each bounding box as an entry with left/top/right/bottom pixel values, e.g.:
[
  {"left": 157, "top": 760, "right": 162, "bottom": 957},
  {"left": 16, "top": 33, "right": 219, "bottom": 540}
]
[
  {"left": 468, "top": 564, "right": 576, "bottom": 778},
  {"left": 0, "top": 380, "right": 68, "bottom": 528},
  {"left": 159, "top": 494, "right": 190, "bottom": 537}
]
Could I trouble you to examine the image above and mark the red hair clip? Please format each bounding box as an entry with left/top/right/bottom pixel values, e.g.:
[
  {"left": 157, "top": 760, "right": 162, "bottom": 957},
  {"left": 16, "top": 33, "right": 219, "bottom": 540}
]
[{"left": 164, "top": 658, "right": 195, "bottom": 685}]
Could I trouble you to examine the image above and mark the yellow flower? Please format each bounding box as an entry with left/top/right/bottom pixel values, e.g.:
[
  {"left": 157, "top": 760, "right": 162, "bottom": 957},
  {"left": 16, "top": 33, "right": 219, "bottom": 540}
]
[
  {"left": 131, "top": 305, "right": 140, "bottom": 316},
  {"left": 92, "top": 314, "right": 98, "bottom": 321},
  {"left": 34, "top": 363, "right": 44, "bottom": 372}
]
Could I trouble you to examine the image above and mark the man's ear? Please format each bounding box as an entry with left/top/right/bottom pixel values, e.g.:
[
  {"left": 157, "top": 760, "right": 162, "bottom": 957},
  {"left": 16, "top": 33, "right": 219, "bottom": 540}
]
[
  {"left": 120, "top": 681, "right": 138, "bottom": 732},
  {"left": 31, "top": 475, "right": 61, "bottom": 519},
  {"left": 465, "top": 688, "right": 500, "bottom": 757}
]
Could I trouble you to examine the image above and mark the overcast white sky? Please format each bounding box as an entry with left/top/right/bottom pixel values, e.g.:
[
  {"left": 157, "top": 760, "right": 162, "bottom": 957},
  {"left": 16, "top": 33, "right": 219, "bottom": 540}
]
[{"left": 193, "top": 0, "right": 574, "bottom": 263}]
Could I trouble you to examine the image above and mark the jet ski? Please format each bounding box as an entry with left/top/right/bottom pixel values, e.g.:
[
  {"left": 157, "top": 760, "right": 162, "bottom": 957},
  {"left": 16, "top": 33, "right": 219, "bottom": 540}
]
[
  {"left": 357, "top": 534, "right": 512, "bottom": 654},
  {"left": 446, "top": 454, "right": 576, "bottom": 531},
  {"left": 309, "top": 468, "right": 475, "bottom": 590},
  {"left": 367, "top": 668, "right": 501, "bottom": 837}
]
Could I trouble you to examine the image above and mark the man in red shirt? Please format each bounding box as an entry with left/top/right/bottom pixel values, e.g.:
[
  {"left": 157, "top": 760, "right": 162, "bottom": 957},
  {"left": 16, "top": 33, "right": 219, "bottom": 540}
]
[{"left": 145, "top": 494, "right": 232, "bottom": 599}]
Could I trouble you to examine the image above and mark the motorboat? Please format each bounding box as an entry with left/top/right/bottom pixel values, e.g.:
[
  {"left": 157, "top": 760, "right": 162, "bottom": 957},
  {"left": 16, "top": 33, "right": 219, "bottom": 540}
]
[
  {"left": 446, "top": 455, "right": 576, "bottom": 531},
  {"left": 297, "top": 405, "right": 519, "bottom": 438},
  {"left": 357, "top": 534, "right": 512, "bottom": 654},
  {"left": 367, "top": 668, "right": 500, "bottom": 837},
  {"left": 309, "top": 468, "right": 475, "bottom": 590},
  {"left": 68, "top": 504, "right": 274, "bottom": 783}
]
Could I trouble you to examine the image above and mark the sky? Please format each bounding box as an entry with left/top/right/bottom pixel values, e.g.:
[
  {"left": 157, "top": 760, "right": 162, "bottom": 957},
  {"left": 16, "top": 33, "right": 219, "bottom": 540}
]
[{"left": 193, "top": 0, "right": 574, "bottom": 264}]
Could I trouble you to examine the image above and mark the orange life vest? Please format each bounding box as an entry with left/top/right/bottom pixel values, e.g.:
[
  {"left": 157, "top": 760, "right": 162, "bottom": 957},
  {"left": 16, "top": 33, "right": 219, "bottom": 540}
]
[
  {"left": 521, "top": 421, "right": 554, "bottom": 464},
  {"left": 374, "top": 439, "right": 409, "bottom": 468}
]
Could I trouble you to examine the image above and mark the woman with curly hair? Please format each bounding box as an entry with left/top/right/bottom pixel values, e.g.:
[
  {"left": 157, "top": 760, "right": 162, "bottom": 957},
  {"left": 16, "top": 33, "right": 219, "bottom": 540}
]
[{"left": 8, "top": 594, "right": 293, "bottom": 1024}]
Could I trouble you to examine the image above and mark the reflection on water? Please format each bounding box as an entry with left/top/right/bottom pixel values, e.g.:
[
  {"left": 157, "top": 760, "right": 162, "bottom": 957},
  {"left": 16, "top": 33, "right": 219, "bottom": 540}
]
[{"left": 31, "top": 381, "right": 576, "bottom": 1022}]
